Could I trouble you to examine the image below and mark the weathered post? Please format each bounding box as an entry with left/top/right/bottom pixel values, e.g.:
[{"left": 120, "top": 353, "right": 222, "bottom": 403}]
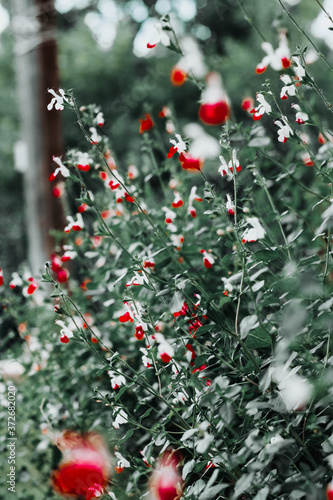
[{"left": 13, "top": 0, "right": 65, "bottom": 275}]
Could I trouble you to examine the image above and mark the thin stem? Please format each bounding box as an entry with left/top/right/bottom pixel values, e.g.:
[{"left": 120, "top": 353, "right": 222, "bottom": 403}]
[
  {"left": 315, "top": 0, "right": 333, "bottom": 24},
  {"left": 277, "top": 0, "right": 333, "bottom": 73},
  {"left": 236, "top": 0, "right": 266, "bottom": 42}
]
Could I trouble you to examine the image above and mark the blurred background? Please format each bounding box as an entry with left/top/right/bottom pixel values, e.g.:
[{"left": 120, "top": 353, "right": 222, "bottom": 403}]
[{"left": 0, "top": 0, "right": 332, "bottom": 276}]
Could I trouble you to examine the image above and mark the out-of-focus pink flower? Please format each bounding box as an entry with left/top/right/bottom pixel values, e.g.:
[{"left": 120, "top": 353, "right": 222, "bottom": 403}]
[
  {"left": 149, "top": 450, "right": 183, "bottom": 500},
  {"left": 51, "top": 431, "right": 111, "bottom": 500},
  {"left": 199, "top": 73, "right": 230, "bottom": 126}
]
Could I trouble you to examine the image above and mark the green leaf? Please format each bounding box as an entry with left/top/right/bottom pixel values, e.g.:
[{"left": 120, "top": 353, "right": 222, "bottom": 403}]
[
  {"left": 139, "top": 407, "right": 154, "bottom": 422},
  {"left": 219, "top": 295, "right": 231, "bottom": 307},
  {"left": 195, "top": 324, "right": 215, "bottom": 337},
  {"left": 182, "top": 459, "right": 196, "bottom": 480},
  {"left": 119, "top": 429, "right": 134, "bottom": 444},
  {"left": 244, "top": 327, "right": 272, "bottom": 349},
  {"left": 195, "top": 354, "right": 207, "bottom": 367}
]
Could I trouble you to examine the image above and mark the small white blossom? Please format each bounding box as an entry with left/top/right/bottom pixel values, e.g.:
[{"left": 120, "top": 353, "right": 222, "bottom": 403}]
[
  {"left": 112, "top": 408, "right": 128, "bottom": 429},
  {"left": 242, "top": 217, "right": 266, "bottom": 243},
  {"left": 275, "top": 117, "right": 293, "bottom": 143},
  {"left": 47, "top": 88, "right": 71, "bottom": 111},
  {"left": 280, "top": 74, "right": 297, "bottom": 99},
  {"left": 291, "top": 104, "right": 309, "bottom": 124}
]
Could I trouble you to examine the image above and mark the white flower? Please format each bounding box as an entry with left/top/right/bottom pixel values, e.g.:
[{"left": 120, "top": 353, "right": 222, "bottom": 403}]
[
  {"left": 169, "top": 134, "right": 187, "bottom": 155},
  {"left": 147, "top": 21, "right": 171, "bottom": 49},
  {"left": 218, "top": 149, "right": 241, "bottom": 179},
  {"left": 251, "top": 93, "right": 272, "bottom": 120},
  {"left": 115, "top": 452, "right": 130, "bottom": 468},
  {"left": 112, "top": 408, "right": 128, "bottom": 429},
  {"left": 108, "top": 371, "right": 126, "bottom": 390},
  {"left": 55, "top": 320, "right": 74, "bottom": 342},
  {"left": 0, "top": 360, "right": 25, "bottom": 382},
  {"left": 50, "top": 156, "right": 70, "bottom": 181},
  {"left": 256, "top": 31, "right": 290, "bottom": 73},
  {"left": 275, "top": 117, "right": 293, "bottom": 143},
  {"left": 242, "top": 217, "right": 266, "bottom": 243},
  {"left": 173, "top": 36, "right": 207, "bottom": 79},
  {"left": 226, "top": 194, "right": 235, "bottom": 215},
  {"left": 64, "top": 213, "right": 84, "bottom": 233},
  {"left": 280, "top": 74, "right": 297, "bottom": 100},
  {"left": 9, "top": 272, "right": 23, "bottom": 289},
  {"left": 183, "top": 123, "right": 220, "bottom": 160},
  {"left": 47, "top": 88, "right": 70, "bottom": 111},
  {"left": 95, "top": 111, "right": 104, "bottom": 127},
  {"left": 90, "top": 127, "right": 102, "bottom": 144},
  {"left": 292, "top": 56, "right": 306, "bottom": 81},
  {"left": 279, "top": 373, "right": 312, "bottom": 411},
  {"left": 291, "top": 104, "right": 308, "bottom": 124}
]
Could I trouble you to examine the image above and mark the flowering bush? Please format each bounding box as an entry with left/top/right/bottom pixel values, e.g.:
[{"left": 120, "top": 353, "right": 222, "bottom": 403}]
[{"left": 1, "top": 4, "right": 333, "bottom": 500}]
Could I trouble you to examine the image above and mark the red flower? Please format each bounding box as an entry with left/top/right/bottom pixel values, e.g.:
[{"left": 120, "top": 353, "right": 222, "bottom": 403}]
[
  {"left": 173, "top": 302, "right": 189, "bottom": 319},
  {"left": 178, "top": 152, "right": 202, "bottom": 172},
  {"left": 327, "top": 483, "right": 333, "bottom": 500},
  {"left": 57, "top": 269, "right": 69, "bottom": 283},
  {"left": 27, "top": 277, "right": 38, "bottom": 295},
  {"left": 199, "top": 101, "right": 230, "bottom": 126},
  {"left": 170, "top": 66, "right": 187, "bottom": 87},
  {"left": 135, "top": 325, "right": 145, "bottom": 340},
  {"left": 51, "top": 431, "right": 110, "bottom": 500},
  {"left": 149, "top": 450, "right": 183, "bottom": 500},
  {"left": 119, "top": 311, "right": 133, "bottom": 323},
  {"left": 139, "top": 114, "right": 154, "bottom": 134}
]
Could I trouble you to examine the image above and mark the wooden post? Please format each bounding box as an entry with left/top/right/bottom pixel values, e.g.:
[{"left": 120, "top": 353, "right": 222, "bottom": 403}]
[{"left": 13, "top": 0, "right": 65, "bottom": 275}]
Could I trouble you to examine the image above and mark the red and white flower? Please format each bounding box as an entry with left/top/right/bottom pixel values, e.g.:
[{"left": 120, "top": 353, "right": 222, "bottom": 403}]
[
  {"left": 47, "top": 88, "right": 71, "bottom": 111},
  {"left": 49, "top": 156, "right": 70, "bottom": 181},
  {"left": 200, "top": 249, "right": 215, "bottom": 269},
  {"left": 167, "top": 134, "right": 187, "bottom": 159},
  {"left": 77, "top": 152, "right": 93, "bottom": 172},
  {"left": 9, "top": 272, "right": 23, "bottom": 289},
  {"left": 275, "top": 117, "right": 293, "bottom": 143},
  {"left": 187, "top": 186, "right": 202, "bottom": 218},
  {"left": 149, "top": 450, "right": 183, "bottom": 500},
  {"left": 0, "top": 268, "right": 3, "bottom": 287},
  {"left": 155, "top": 334, "right": 174, "bottom": 364},
  {"left": 292, "top": 103, "right": 308, "bottom": 124},
  {"left": 112, "top": 408, "right": 128, "bottom": 429},
  {"left": 226, "top": 194, "right": 235, "bottom": 215},
  {"left": 171, "top": 191, "right": 184, "bottom": 208},
  {"left": 218, "top": 149, "right": 241, "bottom": 179},
  {"left": 108, "top": 370, "right": 126, "bottom": 390},
  {"left": 162, "top": 206, "right": 177, "bottom": 224},
  {"left": 64, "top": 213, "right": 84, "bottom": 233},
  {"left": 140, "top": 348, "right": 153, "bottom": 368},
  {"left": 24, "top": 277, "right": 38, "bottom": 296},
  {"left": 280, "top": 74, "right": 297, "bottom": 100},
  {"left": 170, "top": 37, "right": 207, "bottom": 87},
  {"left": 89, "top": 127, "right": 101, "bottom": 144},
  {"left": 95, "top": 111, "right": 104, "bottom": 127},
  {"left": 128, "top": 164, "right": 138, "bottom": 179},
  {"left": 242, "top": 217, "right": 266, "bottom": 243},
  {"left": 114, "top": 452, "right": 130, "bottom": 474},
  {"left": 147, "top": 21, "right": 171, "bottom": 49},
  {"left": 292, "top": 56, "right": 306, "bottom": 81},
  {"left": 250, "top": 93, "right": 272, "bottom": 120},
  {"left": 55, "top": 320, "right": 74, "bottom": 344},
  {"left": 51, "top": 431, "right": 110, "bottom": 500},
  {"left": 199, "top": 72, "right": 230, "bottom": 126},
  {"left": 256, "top": 31, "right": 290, "bottom": 74}
]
